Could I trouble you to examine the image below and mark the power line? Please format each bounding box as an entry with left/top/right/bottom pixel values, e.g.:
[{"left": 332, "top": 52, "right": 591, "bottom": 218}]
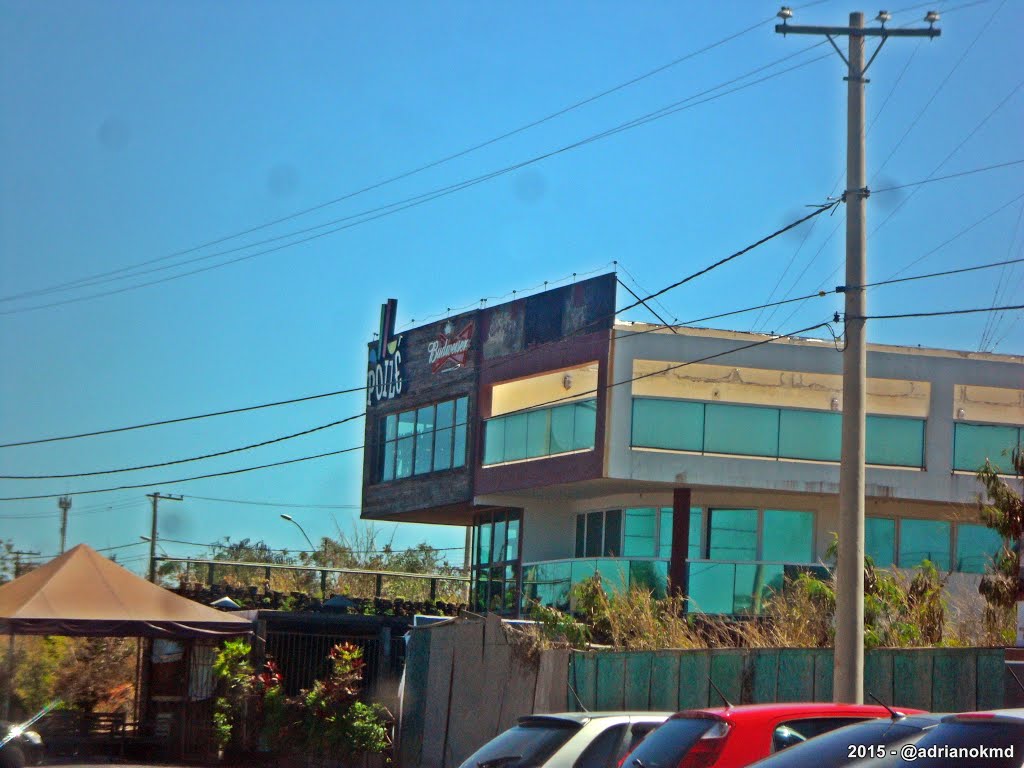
[
  {"left": 872, "top": 158, "right": 1024, "bottom": 193},
  {"left": 1, "top": 46, "right": 834, "bottom": 316},
  {"left": 186, "top": 495, "right": 361, "bottom": 510},
  {"left": 978, "top": 202, "right": 1024, "bottom": 350},
  {"left": 853, "top": 303, "right": 1024, "bottom": 320},
  {"left": 0, "top": 413, "right": 364, "bottom": 480},
  {"left": 0, "top": 499, "right": 142, "bottom": 520},
  {"left": 0, "top": 386, "right": 364, "bottom": 449},
  {"left": 2, "top": 12, "right": 787, "bottom": 306}
]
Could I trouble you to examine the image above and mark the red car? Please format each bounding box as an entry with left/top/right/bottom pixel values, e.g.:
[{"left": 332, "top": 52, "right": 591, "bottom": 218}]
[{"left": 621, "top": 703, "right": 925, "bottom": 768}]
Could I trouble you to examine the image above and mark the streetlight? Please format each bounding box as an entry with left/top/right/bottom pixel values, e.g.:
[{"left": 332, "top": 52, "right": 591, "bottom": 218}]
[{"left": 280, "top": 514, "right": 316, "bottom": 551}]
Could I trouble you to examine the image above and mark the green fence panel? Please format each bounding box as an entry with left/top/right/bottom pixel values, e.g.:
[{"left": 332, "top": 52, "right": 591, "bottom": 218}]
[
  {"left": 751, "top": 650, "right": 780, "bottom": 703},
  {"left": 596, "top": 653, "right": 627, "bottom": 711},
  {"left": 812, "top": 650, "right": 834, "bottom": 702},
  {"left": 977, "top": 649, "right": 1006, "bottom": 710},
  {"left": 649, "top": 652, "right": 682, "bottom": 711},
  {"left": 568, "top": 653, "right": 598, "bottom": 712},
  {"left": 679, "top": 651, "right": 712, "bottom": 709},
  {"left": 865, "top": 650, "right": 895, "bottom": 708},
  {"left": 398, "top": 628, "right": 431, "bottom": 768},
  {"left": 710, "top": 649, "right": 744, "bottom": 706},
  {"left": 894, "top": 650, "right": 933, "bottom": 711},
  {"left": 776, "top": 650, "right": 815, "bottom": 702},
  {"left": 625, "top": 653, "right": 654, "bottom": 710}
]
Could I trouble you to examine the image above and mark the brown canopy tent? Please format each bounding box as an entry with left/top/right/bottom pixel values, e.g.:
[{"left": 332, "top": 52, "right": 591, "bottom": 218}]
[{"left": 0, "top": 543, "right": 252, "bottom": 637}]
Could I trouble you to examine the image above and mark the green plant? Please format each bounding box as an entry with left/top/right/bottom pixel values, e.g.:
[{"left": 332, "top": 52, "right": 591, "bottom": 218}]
[{"left": 212, "top": 639, "right": 254, "bottom": 751}]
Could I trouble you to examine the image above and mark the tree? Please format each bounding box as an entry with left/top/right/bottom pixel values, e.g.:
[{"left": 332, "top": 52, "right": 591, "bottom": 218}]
[
  {"left": 0, "top": 539, "right": 14, "bottom": 584},
  {"left": 977, "top": 447, "right": 1024, "bottom": 643}
]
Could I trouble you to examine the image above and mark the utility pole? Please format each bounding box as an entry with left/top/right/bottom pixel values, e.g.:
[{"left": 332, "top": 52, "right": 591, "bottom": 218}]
[
  {"left": 775, "top": 7, "right": 940, "bottom": 704},
  {"left": 58, "top": 495, "right": 72, "bottom": 555},
  {"left": 146, "top": 492, "right": 183, "bottom": 582}
]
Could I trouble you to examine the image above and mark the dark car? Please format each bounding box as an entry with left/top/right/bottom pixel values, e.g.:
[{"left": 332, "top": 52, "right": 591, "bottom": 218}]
[
  {"left": 0, "top": 721, "right": 45, "bottom": 768},
  {"left": 858, "top": 710, "right": 1024, "bottom": 768},
  {"left": 746, "top": 713, "right": 945, "bottom": 768}
]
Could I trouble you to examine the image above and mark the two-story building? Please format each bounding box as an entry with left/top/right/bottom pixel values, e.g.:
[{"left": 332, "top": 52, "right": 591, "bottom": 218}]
[{"left": 361, "top": 273, "right": 1024, "bottom": 615}]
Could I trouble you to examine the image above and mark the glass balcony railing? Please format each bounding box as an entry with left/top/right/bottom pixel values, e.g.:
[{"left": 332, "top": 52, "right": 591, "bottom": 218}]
[{"left": 520, "top": 557, "right": 828, "bottom": 615}]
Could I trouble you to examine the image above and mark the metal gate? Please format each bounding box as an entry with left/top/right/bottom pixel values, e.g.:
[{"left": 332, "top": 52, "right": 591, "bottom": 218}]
[{"left": 265, "top": 630, "right": 382, "bottom": 696}]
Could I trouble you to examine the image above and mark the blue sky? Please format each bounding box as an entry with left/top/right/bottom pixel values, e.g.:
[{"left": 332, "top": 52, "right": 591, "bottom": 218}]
[{"left": 1, "top": 0, "right": 1021, "bottom": 572}]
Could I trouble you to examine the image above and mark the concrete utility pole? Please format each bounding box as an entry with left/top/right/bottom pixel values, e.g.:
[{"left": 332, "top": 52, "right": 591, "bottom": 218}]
[
  {"left": 146, "top": 492, "right": 183, "bottom": 582},
  {"left": 58, "top": 495, "right": 72, "bottom": 555},
  {"left": 775, "top": 7, "right": 940, "bottom": 704}
]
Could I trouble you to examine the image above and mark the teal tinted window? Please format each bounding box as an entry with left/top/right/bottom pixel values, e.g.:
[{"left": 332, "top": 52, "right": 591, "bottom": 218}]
[
  {"left": 503, "top": 413, "right": 528, "bottom": 462},
  {"left": 395, "top": 436, "right": 414, "bottom": 479},
  {"left": 398, "top": 409, "right": 416, "bottom": 437},
  {"left": 455, "top": 396, "right": 469, "bottom": 425},
  {"left": 688, "top": 508, "right": 702, "bottom": 560},
  {"left": 573, "top": 400, "right": 597, "bottom": 450},
  {"left": 477, "top": 522, "right": 491, "bottom": 566},
  {"left": 956, "top": 524, "right": 1003, "bottom": 574},
  {"left": 575, "top": 515, "right": 586, "bottom": 558},
  {"left": 550, "top": 404, "right": 575, "bottom": 453},
  {"left": 778, "top": 409, "right": 841, "bottom": 462},
  {"left": 433, "top": 427, "right": 453, "bottom": 471},
  {"left": 526, "top": 409, "right": 550, "bottom": 458},
  {"left": 435, "top": 400, "right": 455, "bottom": 429},
  {"left": 414, "top": 407, "right": 434, "bottom": 475},
  {"left": 493, "top": 518, "right": 507, "bottom": 562},
  {"left": 604, "top": 510, "right": 622, "bottom": 557},
  {"left": 631, "top": 398, "right": 704, "bottom": 451},
  {"left": 385, "top": 414, "right": 397, "bottom": 441},
  {"left": 761, "top": 510, "right": 813, "bottom": 563},
  {"left": 623, "top": 508, "right": 657, "bottom": 557},
  {"left": 709, "top": 509, "right": 758, "bottom": 561},
  {"left": 507, "top": 517, "right": 520, "bottom": 559},
  {"left": 687, "top": 562, "right": 734, "bottom": 613},
  {"left": 899, "top": 519, "right": 951, "bottom": 570},
  {"left": 704, "top": 403, "right": 779, "bottom": 457},
  {"left": 866, "top": 517, "right": 896, "bottom": 568},
  {"left": 734, "top": 563, "right": 785, "bottom": 614},
  {"left": 630, "top": 560, "right": 668, "bottom": 598},
  {"left": 380, "top": 398, "right": 468, "bottom": 481},
  {"left": 866, "top": 416, "right": 924, "bottom": 468},
  {"left": 954, "top": 423, "right": 1021, "bottom": 472},
  {"left": 453, "top": 423, "right": 467, "bottom": 467},
  {"left": 585, "top": 511, "right": 603, "bottom": 557},
  {"left": 484, "top": 418, "right": 505, "bottom": 465}
]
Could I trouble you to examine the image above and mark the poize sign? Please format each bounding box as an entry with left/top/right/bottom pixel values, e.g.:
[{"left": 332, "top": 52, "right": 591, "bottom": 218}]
[
  {"left": 367, "top": 299, "right": 404, "bottom": 406},
  {"left": 428, "top": 320, "right": 473, "bottom": 373}
]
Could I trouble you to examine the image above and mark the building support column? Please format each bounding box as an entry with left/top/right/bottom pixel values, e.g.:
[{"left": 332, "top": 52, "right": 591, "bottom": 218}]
[{"left": 670, "top": 489, "right": 692, "bottom": 599}]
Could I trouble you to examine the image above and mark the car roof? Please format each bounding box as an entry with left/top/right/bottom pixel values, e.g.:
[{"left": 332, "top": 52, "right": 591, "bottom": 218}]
[
  {"left": 671, "top": 702, "right": 925, "bottom": 725},
  {"left": 943, "top": 708, "right": 1024, "bottom": 723},
  {"left": 518, "top": 711, "right": 674, "bottom": 725}
]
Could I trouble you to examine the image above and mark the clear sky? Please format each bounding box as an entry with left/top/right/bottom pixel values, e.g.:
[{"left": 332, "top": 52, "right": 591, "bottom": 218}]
[{"left": 1, "top": 0, "right": 1021, "bottom": 572}]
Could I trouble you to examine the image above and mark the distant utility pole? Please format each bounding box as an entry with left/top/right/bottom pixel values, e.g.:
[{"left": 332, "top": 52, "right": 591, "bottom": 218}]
[
  {"left": 11, "top": 549, "right": 41, "bottom": 578},
  {"left": 146, "top": 492, "right": 183, "bottom": 582},
  {"left": 775, "top": 7, "right": 940, "bottom": 705},
  {"left": 58, "top": 495, "right": 72, "bottom": 555}
]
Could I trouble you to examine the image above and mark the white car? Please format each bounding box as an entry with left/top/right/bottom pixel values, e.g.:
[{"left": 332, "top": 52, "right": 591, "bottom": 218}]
[{"left": 457, "top": 712, "right": 673, "bottom": 768}]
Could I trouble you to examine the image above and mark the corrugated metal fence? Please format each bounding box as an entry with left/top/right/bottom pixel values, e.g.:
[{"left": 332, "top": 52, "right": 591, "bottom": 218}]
[{"left": 566, "top": 647, "right": 1005, "bottom": 713}]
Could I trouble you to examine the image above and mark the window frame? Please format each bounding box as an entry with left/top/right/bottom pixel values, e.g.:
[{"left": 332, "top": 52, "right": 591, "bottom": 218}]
[{"left": 376, "top": 395, "right": 469, "bottom": 483}]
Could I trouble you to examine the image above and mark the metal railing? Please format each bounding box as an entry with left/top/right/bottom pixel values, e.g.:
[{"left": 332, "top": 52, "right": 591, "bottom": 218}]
[{"left": 153, "top": 556, "right": 470, "bottom": 602}]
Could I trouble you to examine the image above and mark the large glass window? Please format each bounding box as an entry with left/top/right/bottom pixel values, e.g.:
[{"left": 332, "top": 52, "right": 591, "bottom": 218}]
[
  {"left": 575, "top": 510, "right": 622, "bottom": 558},
  {"left": 708, "top": 509, "right": 758, "bottom": 561},
  {"left": 631, "top": 399, "right": 704, "bottom": 451},
  {"left": 956, "top": 523, "right": 1003, "bottom": 574},
  {"left": 657, "top": 508, "right": 702, "bottom": 560},
  {"left": 899, "top": 519, "right": 951, "bottom": 570},
  {"left": 483, "top": 399, "right": 596, "bottom": 465},
  {"left": 631, "top": 397, "right": 925, "bottom": 468},
  {"left": 378, "top": 396, "right": 468, "bottom": 482},
  {"left": 761, "top": 510, "right": 813, "bottom": 563},
  {"left": 866, "top": 517, "right": 896, "bottom": 568},
  {"left": 953, "top": 423, "right": 1022, "bottom": 473},
  {"left": 623, "top": 508, "right": 657, "bottom": 557},
  {"left": 471, "top": 510, "right": 522, "bottom": 613}
]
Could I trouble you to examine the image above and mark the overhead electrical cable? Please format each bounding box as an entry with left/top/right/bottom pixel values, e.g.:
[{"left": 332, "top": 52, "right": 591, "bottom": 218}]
[
  {"left": 0, "top": 319, "right": 832, "bottom": 502},
  {"left": 0, "top": 386, "right": 364, "bottom": 449},
  {"left": 3, "top": 10, "right": 795, "bottom": 305},
  {"left": 853, "top": 303, "right": 1024, "bottom": 320},
  {"left": 0, "top": 413, "right": 364, "bottom": 480},
  {"left": 977, "top": 202, "right": 1024, "bottom": 350},
  {"left": 185, "top": 495, "right": 361, "bottom": 509},
  {"left": 0, "top": 46, "right": 834, "bottom": 315},
  {"left": 872, "top": 158, "right": 1024, "bottom": 193}
]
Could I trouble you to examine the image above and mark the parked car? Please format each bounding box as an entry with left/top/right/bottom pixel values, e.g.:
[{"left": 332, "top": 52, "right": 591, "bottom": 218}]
[
  {"left": 840, "top": 709, "right": 1024, "bottom": 768},
  {"left": 619, "top": 703, "right": 925, "bottom": 768},
  {"left": 0, "top": 720, "right": 45, "bottom": 768},
  {"left": 456, "top": 712, "right": 673, "bottom": 768},
  {"left": 746, "top": 712, "right": 946, "bottom": 768}
]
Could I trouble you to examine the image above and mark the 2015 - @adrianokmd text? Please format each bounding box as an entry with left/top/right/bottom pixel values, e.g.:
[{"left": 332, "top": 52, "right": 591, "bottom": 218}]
[{"left": 847, "top": 743, "right": 1015, "bottom": 761}]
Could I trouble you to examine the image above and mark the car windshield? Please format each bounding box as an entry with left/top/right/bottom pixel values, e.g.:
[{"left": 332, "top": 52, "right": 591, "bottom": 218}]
[
  {"left": 456, "top": 719, "right": 582, "bottom": 768},
  {"left": 865, "top": 719, "right": 1024, "bottom": 768},
  {"left": 620, "top": 717, "right": 715, "bottom": 768},
  {"left": 749, "top": 718, "right": 935, "bottom": 767}
]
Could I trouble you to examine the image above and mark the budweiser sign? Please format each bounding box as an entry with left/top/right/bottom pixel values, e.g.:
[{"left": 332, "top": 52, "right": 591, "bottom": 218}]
[{"left": 428, "top": 321, "right": 474, "bottom": 373}]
